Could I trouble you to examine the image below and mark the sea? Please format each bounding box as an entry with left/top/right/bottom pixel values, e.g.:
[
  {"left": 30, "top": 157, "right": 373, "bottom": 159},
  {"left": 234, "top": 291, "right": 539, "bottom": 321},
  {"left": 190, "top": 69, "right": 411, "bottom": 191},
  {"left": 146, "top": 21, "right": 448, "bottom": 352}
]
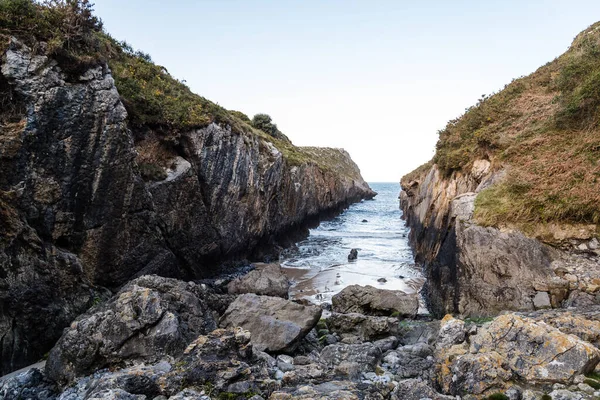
[{"left": 280, "top": 182, "right": 427, "bottom": 313}]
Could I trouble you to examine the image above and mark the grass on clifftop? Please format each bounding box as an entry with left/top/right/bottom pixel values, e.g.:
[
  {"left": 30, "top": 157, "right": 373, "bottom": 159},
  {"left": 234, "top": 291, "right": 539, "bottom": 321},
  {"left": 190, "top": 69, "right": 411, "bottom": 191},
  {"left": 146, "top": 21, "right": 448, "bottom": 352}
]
[
  {"left": 1, "top": 0, "right": 353, "bottom": 177},
  {"left": 406, "top": 21, "right": 600, "bottom": 227}
]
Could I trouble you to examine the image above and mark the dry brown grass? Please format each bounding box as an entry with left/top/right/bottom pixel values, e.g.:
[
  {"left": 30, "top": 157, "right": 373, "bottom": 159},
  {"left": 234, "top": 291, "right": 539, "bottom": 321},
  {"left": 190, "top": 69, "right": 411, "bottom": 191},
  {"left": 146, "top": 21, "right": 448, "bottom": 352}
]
[{"left": 407, "top": 21, "right": 600, "bottom": 229}]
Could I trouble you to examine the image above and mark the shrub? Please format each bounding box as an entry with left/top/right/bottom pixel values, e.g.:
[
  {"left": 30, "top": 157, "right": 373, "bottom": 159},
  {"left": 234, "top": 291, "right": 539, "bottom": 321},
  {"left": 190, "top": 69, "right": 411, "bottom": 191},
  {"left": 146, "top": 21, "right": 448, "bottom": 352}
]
[
  {"left": 486, "top": 394, "right": 509, "bottom": 400},
  {"left": 251, "top": 114, "right": 279, "bottom": 136}
]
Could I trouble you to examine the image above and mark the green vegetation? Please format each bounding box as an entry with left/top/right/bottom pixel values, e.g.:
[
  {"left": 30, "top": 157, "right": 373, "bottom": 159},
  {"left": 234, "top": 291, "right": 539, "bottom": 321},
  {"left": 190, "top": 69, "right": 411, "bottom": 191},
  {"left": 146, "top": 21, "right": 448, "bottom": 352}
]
[
  {"left": 0, "top": 0, "right": 351, "bottom": 179},
  {"left": 405, "top": 21, "right": 600, "bottom": 229},
  {"left": 486, "top": 393, "right": 509, "bottom": 400},
  {"left": 541, "top": 395, "right": 552, "bottom": 400}
]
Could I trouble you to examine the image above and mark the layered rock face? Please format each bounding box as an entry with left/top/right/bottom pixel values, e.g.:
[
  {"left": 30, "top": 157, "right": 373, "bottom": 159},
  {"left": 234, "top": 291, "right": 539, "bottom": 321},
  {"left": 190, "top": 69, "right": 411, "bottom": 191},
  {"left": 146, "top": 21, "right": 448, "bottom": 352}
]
[
  {"left": 400, "top": 162, "right": 600, "bottom": 317},
  {"left": 0, "top": 40, "right": 374, "bottom": 375}
]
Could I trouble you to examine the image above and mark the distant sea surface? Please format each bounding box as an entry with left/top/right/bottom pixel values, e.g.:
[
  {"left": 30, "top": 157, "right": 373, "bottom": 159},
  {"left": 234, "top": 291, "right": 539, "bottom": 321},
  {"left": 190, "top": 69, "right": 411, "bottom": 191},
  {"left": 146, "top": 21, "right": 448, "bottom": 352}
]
[{"left": 281, "top": 182, "right": 426, "bottom": 312}]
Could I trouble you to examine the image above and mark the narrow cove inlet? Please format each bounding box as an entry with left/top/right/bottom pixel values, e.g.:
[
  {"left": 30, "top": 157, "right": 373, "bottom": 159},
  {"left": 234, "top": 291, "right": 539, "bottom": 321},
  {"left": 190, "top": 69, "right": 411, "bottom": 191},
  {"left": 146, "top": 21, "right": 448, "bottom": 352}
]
[
  {"left": 3, "top": 2, "right": 600, "bottom": 399},
  {"left": 280, "top": 182, "right": 427, "bottom": 313}
]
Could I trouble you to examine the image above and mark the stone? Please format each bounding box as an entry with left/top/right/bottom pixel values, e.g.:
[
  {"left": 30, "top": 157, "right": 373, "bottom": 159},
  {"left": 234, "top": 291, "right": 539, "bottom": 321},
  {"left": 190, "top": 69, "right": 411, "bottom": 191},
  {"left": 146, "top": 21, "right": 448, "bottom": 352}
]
[
  {"left": 219, "top": 294, "right": 322, "bottom": 352},
  {"left": 163, "top": 327, "right": 269, "bottom": 393},
  {"left": 348, "top": 249, "right": 358, "bottom": 261},
  {"left": 390, "top": 343, "right": 435, "bottom": 380},
  {"left": 548, "top": 389, "right": 587, "bottom": 400},
  {"left": 533, "top": 291, "right": 552, "bottom": 309},
  {"left": 227, "top": 263, "right": 290, "bottom": 298},
  {"left": 390, "top": 378, "right": 455, "bottom": 400},
  {"left": 439, "top": 314, "right": 600, "bottom": 394},
  {"left": 437, "top": 314, "right": 466, "bottom": 348},
  {"left": 0, "top": 368, "right": 56, "bottom": 400},
  {"left": 320, "top": 343, "right": 382, "bottom": 374},
  {"left": 331, "top": 285, "right": 418, "bottom": 317},
  {"left": 46, "top": 275, "right": 221, "bottom": 385},
  {"left": 327, "top": 312, "right": 400, "bottom": 342}
]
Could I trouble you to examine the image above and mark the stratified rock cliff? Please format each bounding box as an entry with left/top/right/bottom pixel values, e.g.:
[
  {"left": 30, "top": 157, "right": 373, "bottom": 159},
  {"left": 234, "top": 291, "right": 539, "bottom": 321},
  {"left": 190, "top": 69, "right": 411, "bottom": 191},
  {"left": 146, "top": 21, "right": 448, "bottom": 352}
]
[
  {"left": 401, "top": 22, "right": 600, "bottom": 318},
  {"left": 0, "top": 37, "right": 373, "bottom": 375}
]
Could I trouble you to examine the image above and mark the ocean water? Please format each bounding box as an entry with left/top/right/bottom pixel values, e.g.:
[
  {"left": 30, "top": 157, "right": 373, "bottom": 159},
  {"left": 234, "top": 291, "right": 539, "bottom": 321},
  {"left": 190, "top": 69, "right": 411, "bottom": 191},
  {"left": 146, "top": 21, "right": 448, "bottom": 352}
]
[{"left": 280, "top": 182, "right": 426, "bottom": 311}]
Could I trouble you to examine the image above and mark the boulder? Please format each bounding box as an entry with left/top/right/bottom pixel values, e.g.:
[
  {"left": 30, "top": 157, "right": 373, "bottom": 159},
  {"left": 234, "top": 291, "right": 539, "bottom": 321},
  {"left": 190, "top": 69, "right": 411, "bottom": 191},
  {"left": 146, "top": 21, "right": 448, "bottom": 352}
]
[
  {"left": 348, "top": 249, "right": 358, "bottom": 261},
  {"left": 391, "top": 379, "right": 455, "bottom": 400},
  {"left": 227, "top": 263, "right": 290, "bottom": 298},
  {"left": 331, "top": 285, "right": 418, "bottom": 317},
  {"left": 438, "top": 314, "right": 600, "bottom": 395},
  {"left": 327, "top": 312, "right": 399, "bottom": 342},
  {"left": 437, "top": 314, "right": 466, "bottom": 348},
  {"left": 320, "top": 343, "right": 382, "bottom": 374},
  {"left": 46, "top": 275, "right": 221, "bottom": 385},
  {"left": 164, "top": 327, "right": 264, "bottom": 392},
  {"left": 219, "top": 294, "right": 321, "bottom": 352}
]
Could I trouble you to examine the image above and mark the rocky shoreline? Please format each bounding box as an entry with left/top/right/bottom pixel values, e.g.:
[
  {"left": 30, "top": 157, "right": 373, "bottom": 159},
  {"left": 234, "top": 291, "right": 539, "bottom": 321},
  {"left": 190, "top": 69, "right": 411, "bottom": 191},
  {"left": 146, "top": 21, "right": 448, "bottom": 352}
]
[{"left": 3, "top": 265, "right": 600, "bottom": 399}]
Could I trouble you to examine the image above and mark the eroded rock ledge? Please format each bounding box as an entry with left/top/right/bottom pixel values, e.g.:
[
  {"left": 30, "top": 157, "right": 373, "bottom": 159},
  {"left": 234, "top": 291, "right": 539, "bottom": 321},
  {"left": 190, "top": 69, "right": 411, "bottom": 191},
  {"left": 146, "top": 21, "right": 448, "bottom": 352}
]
[{"left": 0, "top": 39, "right": 374, "bottom": 375}]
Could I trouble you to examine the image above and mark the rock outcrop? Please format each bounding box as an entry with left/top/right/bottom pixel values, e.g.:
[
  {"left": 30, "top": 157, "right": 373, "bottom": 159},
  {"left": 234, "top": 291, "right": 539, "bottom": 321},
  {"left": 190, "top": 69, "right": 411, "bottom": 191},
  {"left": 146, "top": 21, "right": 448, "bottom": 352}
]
[
  {"left": 45, "top": 275, "right": 227, "bottom": 385},
  {"left": 0, "top": 38, "right": 374, "bottom": 374},
  {"left": 400, "top": 163, "right": 599, "bottom": 317},
  {"left": 435, "top": 312, "right": 600, "bottom": 397}
]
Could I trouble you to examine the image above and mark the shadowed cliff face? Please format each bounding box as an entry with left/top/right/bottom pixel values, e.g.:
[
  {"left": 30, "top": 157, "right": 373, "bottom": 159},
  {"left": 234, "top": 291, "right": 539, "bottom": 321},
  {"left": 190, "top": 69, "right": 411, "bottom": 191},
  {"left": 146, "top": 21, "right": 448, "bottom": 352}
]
[{"left": 0, "top": 39, "right": 374, "bottom": 375}]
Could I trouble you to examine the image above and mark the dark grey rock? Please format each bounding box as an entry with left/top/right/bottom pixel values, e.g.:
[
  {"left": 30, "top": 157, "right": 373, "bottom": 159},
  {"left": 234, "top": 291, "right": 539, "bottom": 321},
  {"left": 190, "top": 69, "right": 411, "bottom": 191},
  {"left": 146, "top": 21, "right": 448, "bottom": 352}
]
[
  {"left": 46, "top": 275, "right": 220, "bottom": 385},
  {"left": 320, "top": 343, "right": 382, "bottom": 373},
  {"left": 348, "top": 249, "right": 358, "bottom": 261}
]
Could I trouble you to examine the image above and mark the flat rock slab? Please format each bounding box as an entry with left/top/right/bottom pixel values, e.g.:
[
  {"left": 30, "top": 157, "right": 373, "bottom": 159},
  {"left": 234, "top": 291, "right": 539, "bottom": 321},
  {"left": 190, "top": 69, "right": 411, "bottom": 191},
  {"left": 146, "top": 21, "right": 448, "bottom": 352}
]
[
  {"left": 332, "top": 285, "right": 418, "bottom": 317},
  {"left": 227, "top": 263, "right": 290, "bottom": 298},
  {"left": 219, "top": 294, "right": 321, "bottom": 353}
]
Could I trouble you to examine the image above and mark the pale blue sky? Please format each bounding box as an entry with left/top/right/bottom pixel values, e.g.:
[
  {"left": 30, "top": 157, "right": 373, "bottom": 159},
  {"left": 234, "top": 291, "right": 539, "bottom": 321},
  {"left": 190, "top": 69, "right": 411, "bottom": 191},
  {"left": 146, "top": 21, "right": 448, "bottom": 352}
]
[{"left": 94, "top": 1, "right": 600, "bottom": 182}]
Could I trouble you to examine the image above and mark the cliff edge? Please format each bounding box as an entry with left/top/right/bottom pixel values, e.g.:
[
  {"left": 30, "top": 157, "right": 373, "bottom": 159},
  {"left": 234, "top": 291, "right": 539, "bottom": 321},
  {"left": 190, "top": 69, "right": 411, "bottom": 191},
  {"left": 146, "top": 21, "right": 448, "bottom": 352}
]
[{"left": 401, "top": 22, "right": 600, "bottom": 318}]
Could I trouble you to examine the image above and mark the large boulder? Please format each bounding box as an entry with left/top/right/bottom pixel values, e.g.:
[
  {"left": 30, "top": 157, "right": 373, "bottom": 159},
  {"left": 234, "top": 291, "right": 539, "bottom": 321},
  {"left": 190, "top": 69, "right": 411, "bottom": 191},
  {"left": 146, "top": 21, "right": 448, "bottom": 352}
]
[
  {"left": 331, "top": 285, "right": 418, "bottom": 317},
  {"left": 46, "top": 275, "right": 223, "bottom": 385},
  {"left": 227, "top": 263, "right": 290, "bottom": 298},
  {"left": 327, "top": 312, "right": 400, "bottom": 342},
  {"left": 438, "top": 314, "right": 600, "bottom": 395},
  {"left": 219, "top": 294, "right": 321, "bottom": 352}
]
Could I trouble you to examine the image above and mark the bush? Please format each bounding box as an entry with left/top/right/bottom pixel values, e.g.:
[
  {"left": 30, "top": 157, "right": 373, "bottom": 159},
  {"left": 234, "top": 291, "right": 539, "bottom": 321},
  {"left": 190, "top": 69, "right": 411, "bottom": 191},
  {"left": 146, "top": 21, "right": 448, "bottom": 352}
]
[
  {"left": 486, "top": 394, "right": 509, "bottom": 400},
  {"left": 0, "top": 0, "right": 103, "bottom": 51},
  {"left": 251, "top": 114, "right": 279, "bottom": 136}
]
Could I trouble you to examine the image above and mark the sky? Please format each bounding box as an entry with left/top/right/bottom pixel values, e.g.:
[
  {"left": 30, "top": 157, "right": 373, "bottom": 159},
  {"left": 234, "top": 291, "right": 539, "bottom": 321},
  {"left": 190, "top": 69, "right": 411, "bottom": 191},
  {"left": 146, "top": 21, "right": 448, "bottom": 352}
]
[{"left": 93, "top": 1, "right": 600, "bottom": 182}]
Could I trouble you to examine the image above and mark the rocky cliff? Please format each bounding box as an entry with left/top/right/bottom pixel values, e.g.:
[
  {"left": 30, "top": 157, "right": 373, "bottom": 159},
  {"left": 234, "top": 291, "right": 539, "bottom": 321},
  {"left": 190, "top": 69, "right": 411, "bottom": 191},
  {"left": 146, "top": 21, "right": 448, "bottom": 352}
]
[
  {"left": 0, "top": 36, "right": 374, "bottom": 376},
  {"left": 400, "top": 23, "right": 600, "bottom": 318}
]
